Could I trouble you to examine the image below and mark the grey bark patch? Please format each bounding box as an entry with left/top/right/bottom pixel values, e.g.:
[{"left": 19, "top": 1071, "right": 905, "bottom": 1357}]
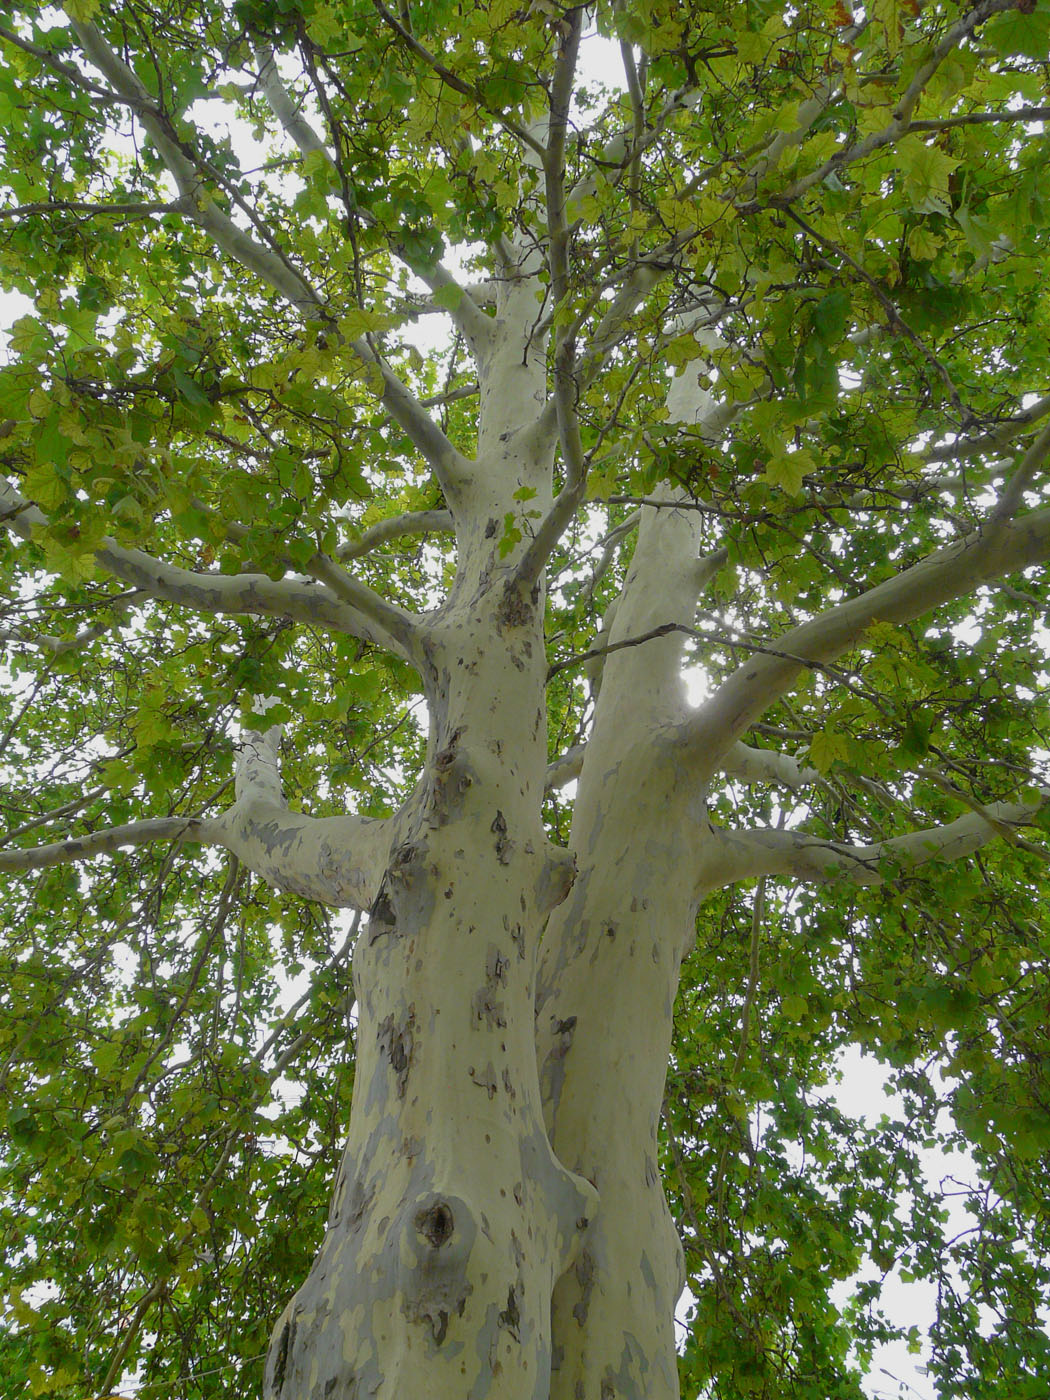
[
  {"left": 538, "top": 1014, "right": 576, "bottom": 1115},
  {"left": 367, "top": 883, "right": 396, "bottom": 935},
  {"left": 537, "top": 849, "right": 576, "bottom": 912},
  {"left": 473, "top": 985, "right": 507, "bottom": 1028},
  {"left": 572, "top": 1247, "right": 595, "bottom": 1325}
]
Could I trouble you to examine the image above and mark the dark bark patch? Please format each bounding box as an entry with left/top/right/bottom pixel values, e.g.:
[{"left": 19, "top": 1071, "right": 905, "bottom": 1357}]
[
  {"left": 368, "top": 883, "right": 396, "bottom": 937},
  {"left": 490, "top": 809, "right": 512, "bottom": 864},
  {"left": 415, "top": 1200, "right": 455, "bottom": 1248},
  {"left": 469, "top": 1061, "right": 499, "bottom": 1098},
  {"left": 377, "top": 1010, "right": 415, "bottom": 1097},
  {"left": 496, "top": 578, "right": 534, "bottom": 630},
  {"left": 271, "top": 1317, "right": 291, "bottom": 1394},
  {"left": 498, "top": 1282, "right": 522, "bottom": 1340}
]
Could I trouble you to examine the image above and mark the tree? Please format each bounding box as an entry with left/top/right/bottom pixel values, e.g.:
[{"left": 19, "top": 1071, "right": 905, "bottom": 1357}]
[{"left": 3, "top": 0, "right": 1050, "bottom": 1396}]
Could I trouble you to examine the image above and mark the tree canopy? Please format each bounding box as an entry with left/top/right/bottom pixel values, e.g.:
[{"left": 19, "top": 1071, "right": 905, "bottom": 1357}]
[{"left": 3, "top": 1, "right": 1050, "bottom": 1398}]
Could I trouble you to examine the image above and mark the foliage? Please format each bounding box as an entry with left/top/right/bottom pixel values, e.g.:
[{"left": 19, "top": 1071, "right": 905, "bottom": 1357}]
[{"left": 2, "top": 0, "right": 1050, "bottom": 1397}]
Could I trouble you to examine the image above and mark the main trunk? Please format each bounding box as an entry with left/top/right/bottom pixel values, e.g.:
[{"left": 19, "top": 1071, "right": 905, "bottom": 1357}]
[{"left": 264, "top": 558, "right": 595, "bottom": 1397}]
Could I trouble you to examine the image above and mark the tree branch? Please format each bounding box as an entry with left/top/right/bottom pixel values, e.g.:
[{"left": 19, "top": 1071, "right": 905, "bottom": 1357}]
[
  {"left": 545, "top": 744, "right": 585, "bottom": 792},
  {"left": 334, "top": 508, "right": 454, "bottom": 561},
  {"left": 926, "top": 395, "right": 1050, "bottom": 463},
  {"left": 515, "top": 8, "right": 587, "bottom": 585},
  {"left": 254, "top": 45, "right": 330, "bottom": 158},
  {"left": 67, "top": 16, "right": 464, "bottom": 493},
  {"left": 739, "top": 0, "right": 1019, "bottom": 214},
  {"left": 216, "top": 702, "right": 395, "bottom": 909},
  {"left": 0, "top": 589, "right": 142, "bottom": 655},
  {"left": 687, "top": 502, "right": 1050, "bottom": 773},
  {"left": 368, "top": 0, "right": 544, "bottom": 156},
  {"left": 0, "top": 706, "right": 396, "bottom": 910},
  {"left": 0, "top": 815, "right": 215, "bottom": 874},
  {"left": 704, "top": 792, "right": 1050, "bottom": 889},
  {"left": 0, "top": 479, "right": 416, "bottom": 653},
  {"left": 720, "top": 743, "right": 819, "bottom": 791},
  {"left": 785, "top": 206, "right": 963, "bottom": 413}
]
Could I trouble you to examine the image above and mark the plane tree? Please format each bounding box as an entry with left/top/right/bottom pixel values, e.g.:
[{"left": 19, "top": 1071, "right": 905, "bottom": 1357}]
[{"left": 2, "top": 1, "right": 1050, "bottom": 1397}]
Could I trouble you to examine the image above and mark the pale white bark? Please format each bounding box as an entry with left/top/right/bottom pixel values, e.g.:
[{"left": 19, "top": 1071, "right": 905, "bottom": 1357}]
[
  {"left": 687, "top": 503, "right": 1050, "bottom": 778},
  {"left": 335, "top": 509, "right": 454, "bottom": 562},
  {"left": 0, "top": 479, "right": 414, "bottom": 654},
  {"left": 722, "top": 742, "right": 819, "bottom": 791},
  {"left": 265, "top": 583, "right": 592, "bottom": 1398},
  {"left": 0, "top": 815, "right": 214, "bottom": 873},
  {"left": 702, "top": 791, "right": 1050, "bottom": 889},
  {"left": 540, "top": 501, "right": 712, "bottom": 1400}
]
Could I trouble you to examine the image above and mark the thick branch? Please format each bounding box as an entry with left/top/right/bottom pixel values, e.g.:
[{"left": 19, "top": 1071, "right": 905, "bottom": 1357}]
[
  {"left": 220, "top": 705, "right": 394, "bottom": 908},
  {"left": 721, "top": 743, "right": 819, "bottom": 791},
  {"left": 688, "top": 502, "right": 1050, "bottom": 771},
  {"left": 704, "top": 793, "right": 1050, "bottom": 889},
  {"left": 0, "top": 816, "right": 214, "bottom": 874},
  {"left": 545, "top": 744, "right": 585, "bottom": 792},
  {"left": 254, "top": 45, "right": 329, "bottom": 158},
  {"left": 0, "top": 479, "right": 416, "bottom": 653},
  {"left": 334, "top": 509, "right": 454, "bottom": 562}
]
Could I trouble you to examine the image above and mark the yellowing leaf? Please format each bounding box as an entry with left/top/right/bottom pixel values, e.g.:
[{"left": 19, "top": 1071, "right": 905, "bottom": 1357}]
[
  {"left": 907, "top": 224, "right": 944, "bottom": 260},
  {"left": 765, "top": 449, "right": 813, "bottom": 495},
  {"left": 809, "top": 729, "right": 848, "bottom": 773}
]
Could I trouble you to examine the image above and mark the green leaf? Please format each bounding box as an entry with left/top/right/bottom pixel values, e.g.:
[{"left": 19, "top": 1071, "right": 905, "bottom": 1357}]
[{"left": 811, "top": 290, "right": 850, "bottom": 345}]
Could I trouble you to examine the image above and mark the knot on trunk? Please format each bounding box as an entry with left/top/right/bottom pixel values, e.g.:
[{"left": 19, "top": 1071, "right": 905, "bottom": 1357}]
[
  {"left": 415, "top": 1200, "right": 455, "bottom": 1248},
  {"left": 401, "top": 1192, "right": 476, "bottom": 1344}
]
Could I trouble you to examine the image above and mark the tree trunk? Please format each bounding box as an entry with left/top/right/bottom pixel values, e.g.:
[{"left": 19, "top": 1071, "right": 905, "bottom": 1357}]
[
  {"left": 265, "top": 500, "right": 597, "bottom": 1397},
  {"left": 539, "top": 502, "right": 708, "bottom": 1400}
]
